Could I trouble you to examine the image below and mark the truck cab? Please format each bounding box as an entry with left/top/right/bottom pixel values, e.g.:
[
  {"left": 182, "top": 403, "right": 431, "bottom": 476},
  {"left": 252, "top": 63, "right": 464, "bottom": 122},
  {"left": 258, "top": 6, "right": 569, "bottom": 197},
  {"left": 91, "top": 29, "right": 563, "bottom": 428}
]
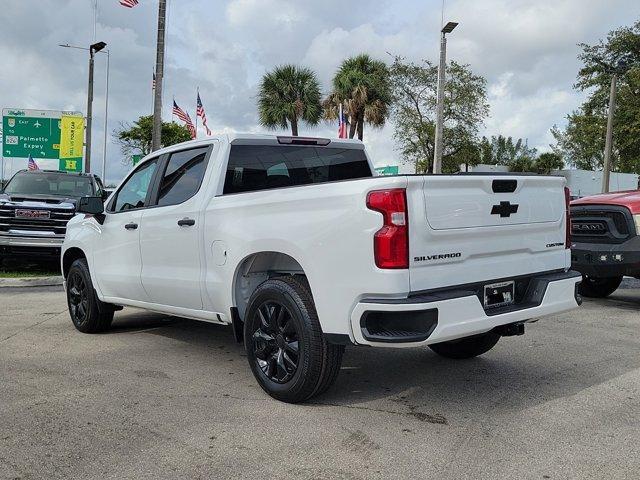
[{"left": 571, "top": 190, "right": 640, "bottom": 297}]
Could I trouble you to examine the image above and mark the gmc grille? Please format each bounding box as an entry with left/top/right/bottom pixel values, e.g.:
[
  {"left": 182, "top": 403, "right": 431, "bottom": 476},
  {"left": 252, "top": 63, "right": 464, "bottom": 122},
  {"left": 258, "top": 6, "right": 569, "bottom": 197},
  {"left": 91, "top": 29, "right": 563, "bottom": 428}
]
[
  {"left": 570, "top": 205, "right": 636, "bottom": 244},
  {"left": 0, "top": 204, "right": 75, "bottom": 238}
]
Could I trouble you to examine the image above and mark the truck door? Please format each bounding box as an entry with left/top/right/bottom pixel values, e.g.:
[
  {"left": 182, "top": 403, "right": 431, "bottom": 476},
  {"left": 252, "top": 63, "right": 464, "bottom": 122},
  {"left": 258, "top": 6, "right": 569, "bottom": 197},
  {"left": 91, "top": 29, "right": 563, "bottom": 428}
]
[
  {"left": 93, "top": 158, "right": 160, "bottom": 301},
  {"left": 139, "top": 145, "right": 212, "bottom": 310}
]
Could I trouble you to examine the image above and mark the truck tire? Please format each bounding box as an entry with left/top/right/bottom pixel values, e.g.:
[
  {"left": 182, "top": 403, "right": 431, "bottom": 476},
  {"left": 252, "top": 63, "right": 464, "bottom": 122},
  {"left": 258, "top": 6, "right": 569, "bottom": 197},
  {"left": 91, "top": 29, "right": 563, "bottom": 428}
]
[
  {"left": 429, "top": 331, "right": 500, "bottom": 359},
  {"left": 244, "top": 276, "right": 343, "bottom": 403},
  {"left": 578, "top": 275, "right": 623, "bottom": 298},
  {"left": 66, "top": 258, "right": 114, "bottom": 333}
]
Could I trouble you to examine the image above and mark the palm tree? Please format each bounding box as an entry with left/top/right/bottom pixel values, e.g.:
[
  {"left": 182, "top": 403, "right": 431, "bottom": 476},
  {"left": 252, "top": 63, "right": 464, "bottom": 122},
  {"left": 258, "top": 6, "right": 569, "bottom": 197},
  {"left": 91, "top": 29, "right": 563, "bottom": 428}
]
[
  {"left": 323, "top": 54, "right": 392, "bottom": 140},
  {"left": 258, "top": 65, "right": 322, "bottom": 136}
]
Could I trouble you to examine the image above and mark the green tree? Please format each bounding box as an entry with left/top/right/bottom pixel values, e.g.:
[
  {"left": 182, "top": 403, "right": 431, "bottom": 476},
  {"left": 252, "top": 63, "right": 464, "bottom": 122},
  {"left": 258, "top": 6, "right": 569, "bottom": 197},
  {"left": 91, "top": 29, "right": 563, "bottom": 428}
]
[
  {"left": 258, "top": 64, "right": 322, "bottom": 136},
  {"left": 478, "top": 135, "right": 537, "bottom": 168},
  {"left": 323, "top": 54, "right": 392, "bottom": 141},
  {"left": 552, "top": 20, "right": 640, "bottom": 173},
  {"left": 477, "top": 135, "right": 563, "bottom": 173},
  {"left": 534, "top": 152, "right": 564, "bottom": 174},
  {"left": 389, "top": 57, "right": 489, "bottom": 173},
  {"left": 116, "top": 115, "right": 191, "bottom": 164}
]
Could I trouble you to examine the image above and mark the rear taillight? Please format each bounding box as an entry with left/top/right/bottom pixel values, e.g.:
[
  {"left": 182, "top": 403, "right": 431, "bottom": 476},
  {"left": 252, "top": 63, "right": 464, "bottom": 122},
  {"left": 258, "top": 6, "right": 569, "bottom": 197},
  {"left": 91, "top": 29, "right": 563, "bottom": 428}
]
[
  {"left": 564, "top": 186, "right": 571, "bottom": 248},
  {"left": 366, "top": 189, "right": 409, "bottom": 269}
]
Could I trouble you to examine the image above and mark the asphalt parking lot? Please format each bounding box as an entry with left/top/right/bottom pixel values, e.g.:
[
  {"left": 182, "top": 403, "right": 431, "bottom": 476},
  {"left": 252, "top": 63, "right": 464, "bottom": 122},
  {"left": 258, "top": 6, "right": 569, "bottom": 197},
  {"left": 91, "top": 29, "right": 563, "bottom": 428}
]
[{"left": 1, "top": 282, "right": 639, "bottom": 480}]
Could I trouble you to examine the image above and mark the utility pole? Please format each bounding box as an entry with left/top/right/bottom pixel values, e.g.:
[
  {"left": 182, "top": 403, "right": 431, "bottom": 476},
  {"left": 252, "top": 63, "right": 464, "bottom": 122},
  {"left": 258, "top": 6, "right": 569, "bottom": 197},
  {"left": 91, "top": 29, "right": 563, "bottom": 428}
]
[
  {"left": 432, "top": 21, "right": 457, "bottom": 174},
  {"left": 151, "top": 0, "right": 167, "bottom": 152},
  {"left": 85, "top": 41, "right": 107, "bottom": 174},
  {"left": 601, "top": 73, "right": 617, "bottom": 193},
  {"left": 101, "top": 50, "right": 110, "bottom": 181}
]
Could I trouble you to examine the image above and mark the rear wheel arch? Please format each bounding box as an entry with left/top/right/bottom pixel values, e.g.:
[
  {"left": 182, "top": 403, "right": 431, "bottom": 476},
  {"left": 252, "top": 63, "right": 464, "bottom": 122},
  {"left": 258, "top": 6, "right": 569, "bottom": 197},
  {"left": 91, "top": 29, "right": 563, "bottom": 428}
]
[{"left": 232, "top": 251, "right": 308, "bottom": 322}]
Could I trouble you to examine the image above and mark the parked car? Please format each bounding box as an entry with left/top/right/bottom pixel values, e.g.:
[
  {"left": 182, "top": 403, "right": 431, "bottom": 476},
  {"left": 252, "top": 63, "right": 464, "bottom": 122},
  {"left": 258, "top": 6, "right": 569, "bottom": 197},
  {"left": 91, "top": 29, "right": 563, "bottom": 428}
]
[
  {"left": 61, "top": 134, "right": 581, "bottom": 403},
  {"left": 571, "top": 190, "right": 640, "bottom": 297},
  {"left": 0, "top": 169, "right": 108, "bottom": 263}
]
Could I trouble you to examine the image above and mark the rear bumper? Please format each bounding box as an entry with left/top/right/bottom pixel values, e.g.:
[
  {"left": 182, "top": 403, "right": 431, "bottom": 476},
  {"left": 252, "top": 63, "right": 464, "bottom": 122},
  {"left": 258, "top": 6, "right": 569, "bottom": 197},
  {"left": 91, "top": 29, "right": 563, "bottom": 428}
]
[
  {"left": 571, "top": 236, "right": 640, "bottom": 278},
  {"left": 350, "top": 270, "right": 581, "bottom": 348}
]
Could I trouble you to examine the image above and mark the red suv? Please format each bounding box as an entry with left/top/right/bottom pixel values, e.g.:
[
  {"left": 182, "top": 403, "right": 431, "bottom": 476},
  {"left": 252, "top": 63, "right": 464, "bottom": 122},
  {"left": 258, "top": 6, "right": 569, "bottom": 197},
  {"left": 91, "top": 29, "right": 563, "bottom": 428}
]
[{"left": 571, "top": 190, "right": 640, "bottom": 297}]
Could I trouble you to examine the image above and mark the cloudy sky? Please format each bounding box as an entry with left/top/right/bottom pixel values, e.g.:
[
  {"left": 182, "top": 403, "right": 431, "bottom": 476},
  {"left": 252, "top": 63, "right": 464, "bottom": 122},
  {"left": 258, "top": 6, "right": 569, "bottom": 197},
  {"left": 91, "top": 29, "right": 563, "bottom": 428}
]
[{"left": 0, "top": 0, "right": 636, "bottom": 182}]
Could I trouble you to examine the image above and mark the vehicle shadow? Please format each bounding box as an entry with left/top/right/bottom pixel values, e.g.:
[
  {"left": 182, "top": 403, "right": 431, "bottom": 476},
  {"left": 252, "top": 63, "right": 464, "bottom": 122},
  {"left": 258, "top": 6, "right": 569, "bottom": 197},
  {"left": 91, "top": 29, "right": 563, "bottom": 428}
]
[{"left": 107, "top": 304, "right": 640, "bottom": 418}]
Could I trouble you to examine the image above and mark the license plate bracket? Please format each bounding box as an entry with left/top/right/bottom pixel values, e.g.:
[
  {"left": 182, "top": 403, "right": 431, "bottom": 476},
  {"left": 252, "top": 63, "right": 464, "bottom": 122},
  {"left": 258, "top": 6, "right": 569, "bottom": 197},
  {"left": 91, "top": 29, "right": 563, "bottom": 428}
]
[{"left": 483, "top": 281, "right": 515, "bottom": 309}]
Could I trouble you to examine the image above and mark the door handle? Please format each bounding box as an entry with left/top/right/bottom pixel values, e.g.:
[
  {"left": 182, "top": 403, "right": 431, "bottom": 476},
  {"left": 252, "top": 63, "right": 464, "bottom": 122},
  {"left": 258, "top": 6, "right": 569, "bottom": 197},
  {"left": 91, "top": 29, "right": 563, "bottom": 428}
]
[
  {"left": 124, "top": 222, "right": 138, "bottom": 230},
  {"left": 177, "top": 218, "right": 196, "bottom": 227}
]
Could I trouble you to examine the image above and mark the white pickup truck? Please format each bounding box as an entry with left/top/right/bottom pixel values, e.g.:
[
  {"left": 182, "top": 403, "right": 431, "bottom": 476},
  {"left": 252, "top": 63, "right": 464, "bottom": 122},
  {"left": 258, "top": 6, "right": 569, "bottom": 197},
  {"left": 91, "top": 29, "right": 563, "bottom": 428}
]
[{"left": 62, "top": 134, "right": 581, "bottom": 403}]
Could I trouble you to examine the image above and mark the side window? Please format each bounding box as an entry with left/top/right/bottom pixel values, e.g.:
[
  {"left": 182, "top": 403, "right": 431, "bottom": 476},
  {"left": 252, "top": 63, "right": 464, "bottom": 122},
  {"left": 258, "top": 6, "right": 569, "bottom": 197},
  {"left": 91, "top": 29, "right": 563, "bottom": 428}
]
[
  {"left": 111, "top": 160, "right": 158, "bottom": 212},
  {"left": 156, "top": 147, "right": 209, "bottom": 207}
]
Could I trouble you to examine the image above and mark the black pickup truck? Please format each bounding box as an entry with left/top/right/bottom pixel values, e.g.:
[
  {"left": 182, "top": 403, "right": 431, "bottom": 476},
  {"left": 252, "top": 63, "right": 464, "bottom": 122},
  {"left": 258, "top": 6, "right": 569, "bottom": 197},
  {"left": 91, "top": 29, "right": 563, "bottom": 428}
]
[{"left": 0, "top": 169, "right": 107, "bottom": 261}]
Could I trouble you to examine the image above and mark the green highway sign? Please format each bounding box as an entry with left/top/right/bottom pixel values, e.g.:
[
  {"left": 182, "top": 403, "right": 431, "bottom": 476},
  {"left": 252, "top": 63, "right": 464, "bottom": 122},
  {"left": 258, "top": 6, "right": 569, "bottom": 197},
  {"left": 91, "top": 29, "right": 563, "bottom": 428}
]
[
  {"left": 2, "top": 108, "right": 84, "bottom": 172},
  {"left": 375, "top": 165, "right": 399, "bottom": 176}
]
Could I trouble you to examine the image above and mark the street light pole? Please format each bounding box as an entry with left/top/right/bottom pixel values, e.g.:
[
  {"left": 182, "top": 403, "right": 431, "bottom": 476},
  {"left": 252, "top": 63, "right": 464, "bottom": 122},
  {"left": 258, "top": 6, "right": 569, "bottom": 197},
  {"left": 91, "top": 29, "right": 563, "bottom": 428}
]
[
  {"left": 84, "top": 41, "right": 107, "bottom": 174},
  {"left": 59, "top": 44, "right": 109, "bottom": 178},
  {"left": 152, "top": 0, "right": 167, "bottom": 152},
  {"left": 601, "top": 73, "right": 617, "bottom": 193},
  {"left": 432, "top": 21, "right": 458, "bottom": 174},
  {"left": 86, "top": 49, "right": 95, "bottom": 174}
]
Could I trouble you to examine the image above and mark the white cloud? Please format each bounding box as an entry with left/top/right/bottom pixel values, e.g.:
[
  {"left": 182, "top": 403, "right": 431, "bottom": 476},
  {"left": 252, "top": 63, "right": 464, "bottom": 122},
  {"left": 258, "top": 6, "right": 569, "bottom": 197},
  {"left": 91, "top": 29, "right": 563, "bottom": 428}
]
[{"left": 0, "top": 0, "right": 637, "bottom": 182}]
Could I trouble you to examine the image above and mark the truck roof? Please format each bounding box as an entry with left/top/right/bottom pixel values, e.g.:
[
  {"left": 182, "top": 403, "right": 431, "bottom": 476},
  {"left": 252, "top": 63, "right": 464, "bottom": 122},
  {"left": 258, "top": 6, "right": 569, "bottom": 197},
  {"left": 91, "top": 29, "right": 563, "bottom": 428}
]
[
  {"left": 571, "top": 189, "right": 640, "bottom": 214},
  {"left": 14, "top": 169, "right": 96, "bottom": 178},
  {"left": 147, "top": 133, "right": 365, "bottom": 158}
]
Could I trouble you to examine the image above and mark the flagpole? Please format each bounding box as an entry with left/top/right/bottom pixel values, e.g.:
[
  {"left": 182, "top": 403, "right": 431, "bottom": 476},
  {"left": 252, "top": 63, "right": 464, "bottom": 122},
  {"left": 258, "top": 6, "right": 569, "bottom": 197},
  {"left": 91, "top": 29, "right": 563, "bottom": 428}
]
[{"left": 194, "top": 87, "right": 198, "bottom": 139}]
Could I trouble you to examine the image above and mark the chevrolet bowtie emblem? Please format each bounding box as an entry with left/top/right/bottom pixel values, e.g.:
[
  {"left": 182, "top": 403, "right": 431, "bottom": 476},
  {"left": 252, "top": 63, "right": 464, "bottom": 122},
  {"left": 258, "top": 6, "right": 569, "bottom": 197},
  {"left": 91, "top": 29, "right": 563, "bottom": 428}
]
[{"left": 491, "top": 201, "right": 519, "bottom": 218}]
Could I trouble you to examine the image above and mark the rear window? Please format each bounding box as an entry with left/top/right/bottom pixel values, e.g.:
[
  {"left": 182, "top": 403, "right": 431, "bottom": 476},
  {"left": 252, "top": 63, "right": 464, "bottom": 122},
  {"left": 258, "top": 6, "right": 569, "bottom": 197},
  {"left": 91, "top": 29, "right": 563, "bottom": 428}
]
[{"left": 223, "top": 145, "right": 372, "bottom": 194}]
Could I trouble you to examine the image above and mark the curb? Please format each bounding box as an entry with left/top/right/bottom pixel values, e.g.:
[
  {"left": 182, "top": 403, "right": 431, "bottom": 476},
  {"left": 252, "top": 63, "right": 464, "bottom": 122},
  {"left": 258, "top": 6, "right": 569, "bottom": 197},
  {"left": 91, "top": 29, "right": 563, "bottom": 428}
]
[{"left": 0, "top": 276, "right": 64, "bottom": 288}]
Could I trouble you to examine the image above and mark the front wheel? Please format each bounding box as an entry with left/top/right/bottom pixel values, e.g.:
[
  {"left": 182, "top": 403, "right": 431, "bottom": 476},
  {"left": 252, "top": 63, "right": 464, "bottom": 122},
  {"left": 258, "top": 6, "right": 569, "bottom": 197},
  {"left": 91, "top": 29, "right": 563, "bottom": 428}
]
[
  {"left": 66, "top": 258, "right": 114, "bottom": 333},
  {"left": 429, "top": 331, "right": 500, "bottom": 359},
  {"left": 244, "top": 276, "right": 344, "bottom": 403},
  {"left": 578, "top": 275, "right": 622, "bottom": 298}
]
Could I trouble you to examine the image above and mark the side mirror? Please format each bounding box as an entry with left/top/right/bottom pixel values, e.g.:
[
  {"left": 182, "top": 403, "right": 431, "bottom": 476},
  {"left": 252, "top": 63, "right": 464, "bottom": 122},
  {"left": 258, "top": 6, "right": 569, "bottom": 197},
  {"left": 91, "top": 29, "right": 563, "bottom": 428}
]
[{"left": 77, "top": 196, "right": 104, "bottom": 215}]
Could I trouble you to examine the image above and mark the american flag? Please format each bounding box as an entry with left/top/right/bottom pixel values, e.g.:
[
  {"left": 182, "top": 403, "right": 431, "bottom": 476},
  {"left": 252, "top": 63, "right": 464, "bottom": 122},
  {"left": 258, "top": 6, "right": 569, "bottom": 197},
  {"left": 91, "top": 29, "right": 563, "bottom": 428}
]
[
  {"left": 338, "top": 103, "right": 348, "bottom": 139},
  {"left": 28, "top": 154, "right": 39, "bottom": 171},
  {"left": 173, "top": 100, "right": 196, "bottom": 139},
  {"left": 185, "top": 112, "right": 196, "bottom": 139},
  {"left": 119, "top": 0, "right": 138, "bottom": 8},
  {"left": 196, "top": 92, "right": 212, "bottom": 136}
]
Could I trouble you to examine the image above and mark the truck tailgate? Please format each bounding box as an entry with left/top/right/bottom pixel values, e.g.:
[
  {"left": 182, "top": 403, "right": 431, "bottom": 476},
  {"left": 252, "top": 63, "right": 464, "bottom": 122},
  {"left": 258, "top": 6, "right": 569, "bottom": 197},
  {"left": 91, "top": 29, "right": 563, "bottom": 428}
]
[{"left": 407, "top": 175, "right": 570, "bottom": 292}]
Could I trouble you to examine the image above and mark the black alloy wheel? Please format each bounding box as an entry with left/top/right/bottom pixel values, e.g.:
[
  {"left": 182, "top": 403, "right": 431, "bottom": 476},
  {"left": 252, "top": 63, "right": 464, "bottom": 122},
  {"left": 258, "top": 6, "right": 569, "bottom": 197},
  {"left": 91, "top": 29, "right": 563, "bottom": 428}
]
[
  {"left": 65, "top": 258, "right": 114, "bottom": 333},
  {"left": 68, "top": 270, "right": 90, "bottom": 326},
  {"left": 252, "top": 301, "right": 300, "bottom": 384},
  {"left": 243, "top": 276, "right": 344, "bottom": 403}
]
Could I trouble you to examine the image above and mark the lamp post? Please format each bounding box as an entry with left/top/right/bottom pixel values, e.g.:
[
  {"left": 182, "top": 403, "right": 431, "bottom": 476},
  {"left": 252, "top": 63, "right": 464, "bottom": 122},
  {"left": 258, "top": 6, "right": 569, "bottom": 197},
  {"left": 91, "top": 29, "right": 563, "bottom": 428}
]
[
  {"left": 432, "top": 21, "right": 458, "bottom": 174},
  {"left": 86, "top": 41, "right": 107, "bottom": 174},
  {"left": 59, "top": 43, "right": 109, "bottom": 178}
]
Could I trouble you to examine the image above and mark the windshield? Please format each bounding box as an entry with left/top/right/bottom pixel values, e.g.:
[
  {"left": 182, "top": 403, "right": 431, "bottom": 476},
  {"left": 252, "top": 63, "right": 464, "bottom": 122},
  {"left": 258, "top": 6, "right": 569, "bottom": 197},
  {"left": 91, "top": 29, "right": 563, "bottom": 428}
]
[{"left": 4, "top": 172, "right": 94, "bottom": 197}]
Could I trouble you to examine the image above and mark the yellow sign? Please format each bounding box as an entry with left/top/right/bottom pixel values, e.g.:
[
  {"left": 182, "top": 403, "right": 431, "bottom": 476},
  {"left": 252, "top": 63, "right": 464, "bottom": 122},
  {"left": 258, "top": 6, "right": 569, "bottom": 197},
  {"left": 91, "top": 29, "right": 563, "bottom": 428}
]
[{"left": 59, "top": 115, "right": 84, "bottom": 160}]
